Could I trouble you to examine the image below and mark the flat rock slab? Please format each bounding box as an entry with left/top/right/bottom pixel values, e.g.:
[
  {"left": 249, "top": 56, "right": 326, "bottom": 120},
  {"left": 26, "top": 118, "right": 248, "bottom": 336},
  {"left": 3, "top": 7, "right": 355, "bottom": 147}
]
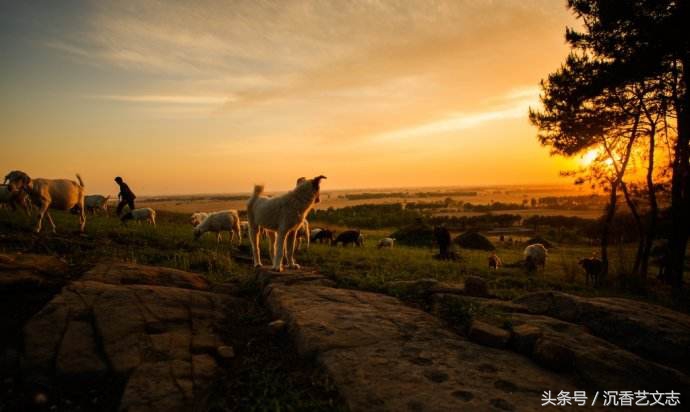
[
  {"left": 261, "top": 271, "right": 580, "bottom": 411},
  {"left": 0, "top": 253, "right": 70, "bottom": 291},
  {"left": 82, "top": 261, "right": 211, "bottom": 291},
  {"left": 22, "top": 262, "right": 240, "bottom": 412}
]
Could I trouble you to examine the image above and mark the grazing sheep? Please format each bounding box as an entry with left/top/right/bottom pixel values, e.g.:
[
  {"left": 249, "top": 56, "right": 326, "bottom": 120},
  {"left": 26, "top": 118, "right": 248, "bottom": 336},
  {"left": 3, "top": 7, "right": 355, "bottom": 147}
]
[
  {"left": 5, "top": 170, "right": 86, "bottom": 233},
  {"left": 488, "top": 252, "right": 502, "bottom": 270},
  {"left": 377, "top": 237, "right": 396, "bottom": 249},
  {"left": 190, "top": 212, "right": 209, "bottom": 227},
  {"left": 524, "top": 243, "right": 548, "bottom": 272},
  {"left": 0, "top": 184, "right": 32, "bottom": 215},
  {"left": 578, "top": 257, "right": 603, "bottom": 286},
  {"left": 121, "top": 208, "right": 156, "bottom": 226},
  {"left": 247, "top": 176, "right": 326, "bottom": 271},
  {"left": 333, "top": 230, "right": 363, "bottom": 247},
  {"left": 193, "top": 210, "right": 241, "bottom": 244},
  {"left": 312, "top": 228, "right": 335, "bottom": 244},
  {"left": 84, "top": 195, "right": 110, "bottom": 215}
]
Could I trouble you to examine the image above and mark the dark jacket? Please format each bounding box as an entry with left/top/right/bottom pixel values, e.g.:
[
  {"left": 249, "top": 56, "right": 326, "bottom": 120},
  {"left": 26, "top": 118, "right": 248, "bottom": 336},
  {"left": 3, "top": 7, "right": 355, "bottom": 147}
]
[{"left": 118, "top": 182, "right": 136, "bottom": 200}]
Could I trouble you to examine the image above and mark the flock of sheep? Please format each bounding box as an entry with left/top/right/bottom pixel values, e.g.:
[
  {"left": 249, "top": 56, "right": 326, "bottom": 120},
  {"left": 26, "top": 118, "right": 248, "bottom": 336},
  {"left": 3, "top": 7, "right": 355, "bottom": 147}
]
[{"left": 1, "top": 170, "right": 602, "bottom": 281}]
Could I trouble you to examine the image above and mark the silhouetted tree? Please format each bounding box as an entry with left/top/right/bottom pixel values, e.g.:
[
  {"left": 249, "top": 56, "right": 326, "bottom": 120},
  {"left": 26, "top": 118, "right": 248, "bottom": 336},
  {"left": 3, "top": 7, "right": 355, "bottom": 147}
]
[
  {"left": 531, "top": 0, "right": 689, "bottom": 286},
  {"left": 563, "top": 0, "right": 689, "bottom": 288},
  {"left": 530, "top": 51, "right": 642, "bottom": 279}
]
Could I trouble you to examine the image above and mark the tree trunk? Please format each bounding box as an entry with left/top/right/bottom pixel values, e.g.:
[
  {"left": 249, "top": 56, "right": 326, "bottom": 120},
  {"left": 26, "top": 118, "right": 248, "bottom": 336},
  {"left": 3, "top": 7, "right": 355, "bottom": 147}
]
[
  {"left": 601, "top": 182, "right": 618, "bottom": 281},
  {"left": 668, "top": 57, "right": 690, "bottom": 289},
  {"left": 620, "top": 181, "right": 645, "bottom": 274},
  {"left": 641, "top": 121, "right": 659, "bottom": 280}
]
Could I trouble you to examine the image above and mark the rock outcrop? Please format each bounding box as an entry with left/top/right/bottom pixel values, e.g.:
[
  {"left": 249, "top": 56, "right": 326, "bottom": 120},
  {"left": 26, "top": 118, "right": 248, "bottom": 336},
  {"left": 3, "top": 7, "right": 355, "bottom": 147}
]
[
  {"left": 514, "top": 291, "right": 690, "bottom": 375},
  {"left": 16, "top": 258, "right": 238, "bottom": 411},
  {"left": 258, "top": 270, "right": 578, "bottom": 411}
]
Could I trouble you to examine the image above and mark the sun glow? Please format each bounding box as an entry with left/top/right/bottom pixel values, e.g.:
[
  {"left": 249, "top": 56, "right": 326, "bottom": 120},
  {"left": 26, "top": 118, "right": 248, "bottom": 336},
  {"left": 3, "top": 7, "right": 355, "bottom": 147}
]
[{"left": 581, "top": 149, "right": 599, "bottom": 166}]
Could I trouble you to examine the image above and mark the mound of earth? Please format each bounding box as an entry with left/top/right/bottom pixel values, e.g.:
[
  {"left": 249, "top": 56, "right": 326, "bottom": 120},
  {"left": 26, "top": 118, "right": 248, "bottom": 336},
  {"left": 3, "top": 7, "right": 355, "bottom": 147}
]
[
  {"left": 454, "top": 231, "right": 495, "bottom": 251},
  {"left": 389, "top": 220, "right": 434, "bottom": 246}
]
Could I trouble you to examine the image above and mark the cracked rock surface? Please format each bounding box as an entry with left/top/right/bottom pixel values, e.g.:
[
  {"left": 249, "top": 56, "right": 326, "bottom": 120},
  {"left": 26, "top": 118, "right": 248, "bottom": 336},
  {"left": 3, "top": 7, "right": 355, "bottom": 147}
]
[{"left": 5, "top": 254, "right": 239, "bottom": 412}]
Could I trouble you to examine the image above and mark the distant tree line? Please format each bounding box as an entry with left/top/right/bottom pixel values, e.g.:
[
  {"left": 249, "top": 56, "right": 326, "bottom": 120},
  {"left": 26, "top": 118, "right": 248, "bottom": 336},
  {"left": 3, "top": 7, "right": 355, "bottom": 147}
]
[{"left": 339, "top": 191, "right": 478, "bottom": 201}]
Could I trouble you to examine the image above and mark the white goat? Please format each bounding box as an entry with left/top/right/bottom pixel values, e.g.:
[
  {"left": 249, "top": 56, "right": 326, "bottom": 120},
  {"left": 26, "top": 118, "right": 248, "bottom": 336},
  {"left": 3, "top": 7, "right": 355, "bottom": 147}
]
[
  {"left": 193, "top": 210, "right": 241, "bottom": 244},
  {"left": 5, "top": 171, "right": 85, "bottom": 233},
  {"left": 121, "top": 208, "right": 156, "bottom": 226},
  {"left": 84, "top": 195, "right": 110, "bottom": 215},
  {"left": 247, "top": 176, "right": 325, "bottom": 271},
  {"left": 524, "top": 243, "right": 548, "bottom": 271},
  {"left": 190, "top": 212, "right": 209, "bottom": 227},
  {"left": 377, "top": 237, "right": 396, "bottom": 249}
]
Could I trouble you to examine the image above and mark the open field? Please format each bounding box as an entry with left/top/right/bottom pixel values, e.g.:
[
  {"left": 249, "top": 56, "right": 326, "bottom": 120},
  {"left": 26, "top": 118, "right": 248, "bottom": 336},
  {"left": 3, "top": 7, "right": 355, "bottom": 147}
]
[{"left": 1, "top": 206, "right": 687, "bottom": 313}]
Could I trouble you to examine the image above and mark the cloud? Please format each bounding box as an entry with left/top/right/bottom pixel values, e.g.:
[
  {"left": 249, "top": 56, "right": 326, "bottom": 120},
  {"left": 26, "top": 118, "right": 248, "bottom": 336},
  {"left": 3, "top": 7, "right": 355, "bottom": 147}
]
[
  {"left": 91, "top": 94, "right": 232, "bottom": 105},
  {"left": 372, "top": 86, "right": 538, "bottom": 142}
]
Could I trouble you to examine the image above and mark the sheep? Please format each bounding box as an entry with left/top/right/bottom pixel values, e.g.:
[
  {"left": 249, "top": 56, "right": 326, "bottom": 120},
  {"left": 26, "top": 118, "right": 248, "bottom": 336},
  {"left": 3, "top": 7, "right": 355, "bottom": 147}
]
[
  {"left": 488, "top": 252, "right": 502, "bottom": 270},
  {"left": 333, "top": 230, "right": 363, "bottom": 247},
  {"left": 377, "top": 237, "right": 396, "bottom": 249},
  {"left": 121, "top": 208, "right": 156, "bottom": 226},
  {"left": 84, "top": 195, "right": 110, "bottom": 215},
  {"left": 193, "top": 210, "right": 241, "bottom": 244},
  {"left": 5, "top": 170, "right": 85, "bottom": 233},
  {"left": 312, "top": 228, "right": 335, "bottom": 244},
  {"left": 0, "top": 184, "right": 32, "bottom": 215},
  {"left": 578, "top": 257, "right": 602, "bottom": 286},
  {"left": 524, "top": 243, "right": 548, "bottom": 272},
  {"left": 190, "top": 212, "right": 209, "bottom": 227}
]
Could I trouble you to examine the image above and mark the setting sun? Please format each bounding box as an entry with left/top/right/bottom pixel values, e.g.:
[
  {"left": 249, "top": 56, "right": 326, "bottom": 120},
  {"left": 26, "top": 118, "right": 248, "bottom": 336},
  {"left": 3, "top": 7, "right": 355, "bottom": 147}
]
[{"left": 580, "top": 149, "right": 600, "bottom": 166}]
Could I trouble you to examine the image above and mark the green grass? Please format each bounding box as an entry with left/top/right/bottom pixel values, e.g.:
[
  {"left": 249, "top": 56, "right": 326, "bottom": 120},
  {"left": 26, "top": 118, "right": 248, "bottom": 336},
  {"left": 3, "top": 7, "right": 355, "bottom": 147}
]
[
  {"left": 298, "top": 237, "right": 614, "bottom": 294},
  {"left": 299, "top": 227, "right": 689, "bottom": 312},
  {"left": 1, "top": 209, "right": 687, "bottom": 312},
  {"left": 0, "top": 208, "right": 254, "bottom": 282}
]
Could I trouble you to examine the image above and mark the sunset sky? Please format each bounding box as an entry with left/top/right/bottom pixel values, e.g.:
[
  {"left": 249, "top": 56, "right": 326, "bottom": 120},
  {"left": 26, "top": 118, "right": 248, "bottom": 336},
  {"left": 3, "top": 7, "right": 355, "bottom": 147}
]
[{"left": 1, "top": 0, "right": 582, "bottom": 195}]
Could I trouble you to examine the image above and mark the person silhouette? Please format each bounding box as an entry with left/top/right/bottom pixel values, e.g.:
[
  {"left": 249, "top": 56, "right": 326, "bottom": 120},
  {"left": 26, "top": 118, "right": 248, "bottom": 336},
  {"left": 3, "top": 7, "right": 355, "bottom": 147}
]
[{"left": 114, "top": 176, "right": 136, "bottom": 216}]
